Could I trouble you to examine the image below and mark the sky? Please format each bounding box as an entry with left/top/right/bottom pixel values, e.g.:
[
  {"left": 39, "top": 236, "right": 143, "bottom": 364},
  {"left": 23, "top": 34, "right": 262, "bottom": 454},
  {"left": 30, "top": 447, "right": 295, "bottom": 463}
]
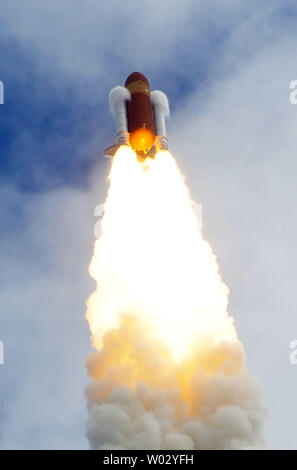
[{"left": 0, "top": 0, "right": 297, "bottom": 449}]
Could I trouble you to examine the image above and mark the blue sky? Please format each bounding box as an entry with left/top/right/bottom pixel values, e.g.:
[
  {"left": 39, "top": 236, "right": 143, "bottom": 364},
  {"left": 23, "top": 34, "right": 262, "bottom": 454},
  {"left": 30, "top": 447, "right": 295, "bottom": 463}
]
[{"left": 1, "top": 0, "right": 297, "bottom": 449}]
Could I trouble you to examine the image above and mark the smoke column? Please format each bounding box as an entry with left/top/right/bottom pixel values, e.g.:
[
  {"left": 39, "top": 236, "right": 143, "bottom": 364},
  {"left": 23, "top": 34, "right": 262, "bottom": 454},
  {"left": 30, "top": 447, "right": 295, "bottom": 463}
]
[{"left": 85, "top": 147, "right": 266, "bottom": 450}]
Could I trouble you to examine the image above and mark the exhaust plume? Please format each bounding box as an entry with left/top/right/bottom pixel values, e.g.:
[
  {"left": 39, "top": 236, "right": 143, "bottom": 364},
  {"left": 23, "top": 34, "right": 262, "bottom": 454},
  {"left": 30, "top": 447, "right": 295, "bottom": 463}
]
[{"left": 85, "top": 147, "right": 266, "bottom": 450}]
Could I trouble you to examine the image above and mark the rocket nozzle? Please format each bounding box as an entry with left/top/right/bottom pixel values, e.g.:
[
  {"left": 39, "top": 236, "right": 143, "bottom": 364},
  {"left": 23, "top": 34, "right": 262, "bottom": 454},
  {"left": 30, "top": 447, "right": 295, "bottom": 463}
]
[
  {"left": 130, "top": 128, "right": 155, "bottom": 153},
  {"left": 155, "top": 135, "right": 168, "bottom": 151},
  {"left": 117, "top": 131, "right": 130, "bottom": 146}
]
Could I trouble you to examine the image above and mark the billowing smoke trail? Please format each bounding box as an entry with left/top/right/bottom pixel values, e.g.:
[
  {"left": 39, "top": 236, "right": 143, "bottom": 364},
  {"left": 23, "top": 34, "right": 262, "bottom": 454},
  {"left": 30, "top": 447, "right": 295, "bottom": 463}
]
[{"left": 85, "top": 147, "right": 266, "bottom": 449}]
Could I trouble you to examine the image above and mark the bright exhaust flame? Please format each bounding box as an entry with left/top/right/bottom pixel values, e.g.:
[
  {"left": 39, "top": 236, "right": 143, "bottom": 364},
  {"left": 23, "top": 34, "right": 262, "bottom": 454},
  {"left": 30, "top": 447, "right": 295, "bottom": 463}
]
[
  {"left": 85, "top": 146, "right": 266, "bottom": 450},
  {"left": 87, "top": 147, "right": 235, "bottom": 361}
]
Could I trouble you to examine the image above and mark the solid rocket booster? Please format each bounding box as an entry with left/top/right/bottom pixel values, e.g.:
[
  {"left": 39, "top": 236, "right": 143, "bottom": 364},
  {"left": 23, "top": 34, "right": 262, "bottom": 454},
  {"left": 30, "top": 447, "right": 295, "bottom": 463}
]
[{"left": 104, "top": 72, "right": 169, "bottom": 160}]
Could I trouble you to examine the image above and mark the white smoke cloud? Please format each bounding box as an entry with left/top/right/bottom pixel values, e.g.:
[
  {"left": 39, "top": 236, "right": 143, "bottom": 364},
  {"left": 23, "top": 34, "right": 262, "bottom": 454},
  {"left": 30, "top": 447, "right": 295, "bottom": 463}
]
[{"left": 85, "top": 317, "right": 266, "bottom": 450}]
